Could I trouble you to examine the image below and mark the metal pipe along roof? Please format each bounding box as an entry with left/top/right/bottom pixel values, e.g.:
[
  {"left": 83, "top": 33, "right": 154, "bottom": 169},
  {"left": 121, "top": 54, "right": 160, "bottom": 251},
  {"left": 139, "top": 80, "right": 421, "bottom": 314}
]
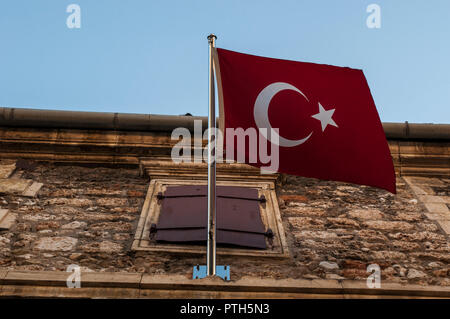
[{"left": 0, "top": 107, "right": 449, "bottom": 140}]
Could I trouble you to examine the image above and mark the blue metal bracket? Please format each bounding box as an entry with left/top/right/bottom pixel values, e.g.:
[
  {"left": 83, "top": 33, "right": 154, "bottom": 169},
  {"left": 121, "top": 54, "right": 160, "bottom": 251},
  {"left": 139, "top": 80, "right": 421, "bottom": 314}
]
[{"left": 193, "top": 265, "right": 230, "bottom": 281}]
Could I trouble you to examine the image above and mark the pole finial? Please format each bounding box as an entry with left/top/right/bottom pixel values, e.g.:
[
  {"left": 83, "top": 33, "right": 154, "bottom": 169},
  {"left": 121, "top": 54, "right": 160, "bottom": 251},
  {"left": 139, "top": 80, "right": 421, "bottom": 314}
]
[{"left": 207, "top": 34, "right": 217, "bottom": 43}]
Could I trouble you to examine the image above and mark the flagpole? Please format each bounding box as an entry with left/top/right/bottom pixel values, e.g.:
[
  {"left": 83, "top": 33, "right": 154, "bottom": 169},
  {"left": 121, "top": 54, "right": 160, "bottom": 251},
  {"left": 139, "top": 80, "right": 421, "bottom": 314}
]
[{"left": 207, "top": 33, "right": 217, "bottom": 277}]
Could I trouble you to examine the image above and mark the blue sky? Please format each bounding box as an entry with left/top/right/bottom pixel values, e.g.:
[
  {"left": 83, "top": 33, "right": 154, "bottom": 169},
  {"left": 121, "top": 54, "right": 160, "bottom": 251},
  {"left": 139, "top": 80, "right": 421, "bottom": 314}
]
[{"left": 0, "top": 0, "right": 449, "bottom": 123}]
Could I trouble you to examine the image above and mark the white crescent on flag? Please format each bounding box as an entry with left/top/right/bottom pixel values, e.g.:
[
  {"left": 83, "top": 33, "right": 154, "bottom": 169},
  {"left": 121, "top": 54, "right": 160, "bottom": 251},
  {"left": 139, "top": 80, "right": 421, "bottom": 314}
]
[{"left": 253, "top": 82, "right": 313, "bottom": 147}]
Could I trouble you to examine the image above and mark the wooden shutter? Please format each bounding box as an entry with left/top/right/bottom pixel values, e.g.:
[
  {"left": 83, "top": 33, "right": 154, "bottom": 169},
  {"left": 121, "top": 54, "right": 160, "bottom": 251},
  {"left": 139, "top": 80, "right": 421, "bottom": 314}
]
[{"left": 153, "top": 185, "right": 269, "bottom": 249}]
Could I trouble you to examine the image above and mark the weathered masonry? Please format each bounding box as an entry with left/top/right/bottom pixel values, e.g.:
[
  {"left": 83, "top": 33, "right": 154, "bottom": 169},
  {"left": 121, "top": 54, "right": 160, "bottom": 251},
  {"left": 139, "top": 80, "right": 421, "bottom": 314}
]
[{"left": 0, "top": 107, "right": 449, "bottom": 298}]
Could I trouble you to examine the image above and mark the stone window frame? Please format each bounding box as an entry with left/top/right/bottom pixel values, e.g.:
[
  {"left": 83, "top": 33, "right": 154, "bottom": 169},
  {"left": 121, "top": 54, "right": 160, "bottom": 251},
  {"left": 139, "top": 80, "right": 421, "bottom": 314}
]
[{"left": 132, "top": 158, "right": 289, "bottom": 258}]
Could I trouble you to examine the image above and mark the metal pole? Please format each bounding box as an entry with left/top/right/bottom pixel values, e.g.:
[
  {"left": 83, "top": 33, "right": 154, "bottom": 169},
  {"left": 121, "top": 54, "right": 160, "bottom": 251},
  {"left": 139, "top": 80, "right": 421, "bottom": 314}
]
[{"left": 207, "top": 33, "right": 217, "bottom": 277}]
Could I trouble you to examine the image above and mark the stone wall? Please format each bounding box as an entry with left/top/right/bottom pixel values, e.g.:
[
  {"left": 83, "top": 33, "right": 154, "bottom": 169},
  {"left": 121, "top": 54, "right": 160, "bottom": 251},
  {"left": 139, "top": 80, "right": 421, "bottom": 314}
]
[
  {"left": 278, "top": 174, "right": 449, "bottom": 285},
  {"left": 0, "top": 159, "right": 448, "bottom": 286},
  {"left": 0, "top": 161, "right": 148, "bottom": 272}
]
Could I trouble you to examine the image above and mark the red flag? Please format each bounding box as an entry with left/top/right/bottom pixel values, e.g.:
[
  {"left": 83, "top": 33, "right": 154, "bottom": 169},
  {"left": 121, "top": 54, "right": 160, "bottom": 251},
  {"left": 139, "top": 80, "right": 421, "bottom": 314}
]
[{"left": 214, "top": 48, "right": 396, "bottom": 193}]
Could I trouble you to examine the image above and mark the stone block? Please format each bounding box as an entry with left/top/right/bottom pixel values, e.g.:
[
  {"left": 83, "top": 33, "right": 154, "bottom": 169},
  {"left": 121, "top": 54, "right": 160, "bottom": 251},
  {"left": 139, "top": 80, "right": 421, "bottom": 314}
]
[
  {"left": 79, "top": 241, "right": 123, "bottom": 253},
  {"left": 0, "top": 209, "right": 8, "bottom": 223},
  {"left": 0, "top": 178, "right": 32, "bottom": 194},
  {"left": 0, "top": 163, "right": 16, "bottom": 179},
  {"left": 393, "top": 212, "right": 422, "bottom": 222},
  {"left": 356, "top": 229, "right": 388, "bottom": 242},
  {"left": 363, "top": 220, "right": 413, "bottom": 231},
  {"left": 319, "top": 261, "right": 339, "bottom": 270},
  {"left": 288, "top": 217, "right": 325, "bottom": 229},
  {"left": 407, "top": 269, "right": 427, "bottom": 279},
  {"left": 81, "top": 272, "right": 142, "bottom": 288},
  {"left": 0, "top": 285, "right": 140, "bottom": 298},
  {"left": 388, "top": 231, "right": 445, "bottom": 241},
  {"left": 46, "top": 198, "right": 93, "bottom": 207},
  {"left": 279, "top": 194, "right": 309, "bottom": 203},
  {"left": 293, "top": 230, "right": 338, "bottom": 240},
  {"left": 34, "top": 237, "right": 78, "bottom": 251},
  {"left": 372, "top": 250, "right": 407, "bottom": 260},
  {"left": 341, "top": 269, "right": 368, "bottom": 280},
  {"left": 409, "top": 185, "right": 429, "bottom": 195},
  {"left": 126, "top": 190, "right": 145, "bottom": 197},
  {"left": 61, "top": 221, "right": 87, "bottom": 229},
  {"left": 22, "top": 182, "right": 43, "bottom": 197},
  {"left": 425, "top": 213, "right": 450, "bottom": 221},
  {"left": 418, "top": 195, "right": 445, "bottom": 203},
  {"left": 2, "top": 270, "right": 68, "bottom": 286},
  {"left": 36, "top": 221, "right": 60, "bottom": 231},
  {"left": 90, "top": 221, "right": 133, "bottom": 232},
  {"left": 424, "top": 203, "right": 449, "bottom": 214},
  {"left": 342, "top": 260, "right": 367, "bottom": 270},
  {"left": 327, "top": 217, "right": 360, "bottom": 227},
  {"left": 96, "top": 198, "right": 128, "bottom": 207},
  {"left": 0, "top": 210, "right": 16, "bottom": 230},
  {"left": 437, "top": 220, "right": 450, "bottom": 235},
  {"left": 409, "top": 177, "right": 445, "bottom": 187},
  {"left": 287, "top": 206, "right": 326, "bottom": 217},
  {"left": 391, "top": 240, "right": 420, "bottom": 251},
  {"left": 348, "top": 209, "right": 384, "bottom": 220}
]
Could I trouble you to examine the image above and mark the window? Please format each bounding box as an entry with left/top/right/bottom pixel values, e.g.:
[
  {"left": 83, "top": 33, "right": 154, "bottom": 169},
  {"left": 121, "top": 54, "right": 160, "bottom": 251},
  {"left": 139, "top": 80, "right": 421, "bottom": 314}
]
[
  {"left": 133, "top": 181, "right": 289, "bottom": 258},
  {"left": 132, "top": 157, "right": 288, "bottom": 257},
  {"left": 151, "top": 185, "right": 272, "bottom": 249}
]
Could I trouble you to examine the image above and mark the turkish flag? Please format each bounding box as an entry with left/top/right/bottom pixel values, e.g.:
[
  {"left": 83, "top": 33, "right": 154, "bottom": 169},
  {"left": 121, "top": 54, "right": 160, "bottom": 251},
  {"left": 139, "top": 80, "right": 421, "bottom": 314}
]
[{"left": 214, "top": 48, "right": 396, "bottom": 193}]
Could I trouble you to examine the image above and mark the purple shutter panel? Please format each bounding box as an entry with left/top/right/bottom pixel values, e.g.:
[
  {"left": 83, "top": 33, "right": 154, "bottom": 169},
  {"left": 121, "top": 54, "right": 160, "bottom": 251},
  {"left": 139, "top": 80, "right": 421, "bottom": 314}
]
[{"left": 155, "top": 185, "right": 267, "bottom": 249}]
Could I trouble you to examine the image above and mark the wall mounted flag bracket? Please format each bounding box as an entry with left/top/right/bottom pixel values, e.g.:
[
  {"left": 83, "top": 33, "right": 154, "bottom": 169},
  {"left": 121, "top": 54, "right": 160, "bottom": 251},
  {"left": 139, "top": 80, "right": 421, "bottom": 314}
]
[{"left": 193, "top": 265, "right": 230, "bottom": 281}]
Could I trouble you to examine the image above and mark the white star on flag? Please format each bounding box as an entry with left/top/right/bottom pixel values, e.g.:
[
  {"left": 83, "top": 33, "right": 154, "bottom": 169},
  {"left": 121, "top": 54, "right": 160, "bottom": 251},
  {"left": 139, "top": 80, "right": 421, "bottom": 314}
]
[{"left": 311, "top": 102, "right": 338, "bottom": 132}]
